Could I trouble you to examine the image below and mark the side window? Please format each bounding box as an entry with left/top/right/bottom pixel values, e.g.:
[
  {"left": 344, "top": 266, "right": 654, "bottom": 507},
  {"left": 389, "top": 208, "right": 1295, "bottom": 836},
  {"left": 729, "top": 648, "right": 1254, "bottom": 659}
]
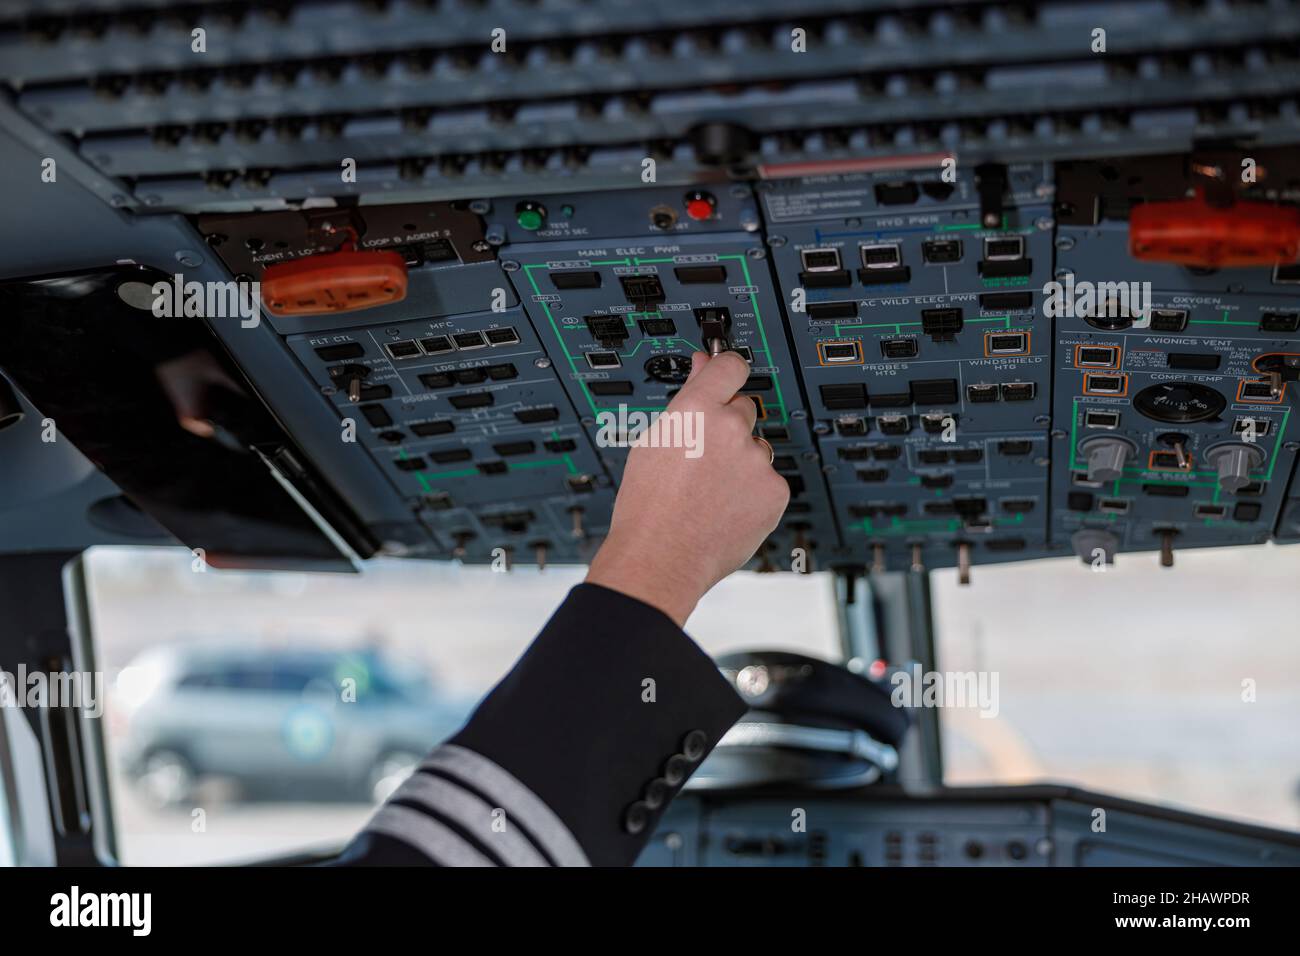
[
  {"left": 268, "top": 665, "right": 324, "bottom": 695},
  {"left": 932, "top": 549, "right": 1300, "bottom": 831},
  {"left": 176, "top": 668, "right": 215, "bottom": 690},
  {"left": 209, "top": 665, "right": 272, "bottom": 692},
  {"left": 331, "top": 656, "right": 403, "bottom": 704},
  {"left": 360, "top": 667, "right": 410, "bottom": 703}
]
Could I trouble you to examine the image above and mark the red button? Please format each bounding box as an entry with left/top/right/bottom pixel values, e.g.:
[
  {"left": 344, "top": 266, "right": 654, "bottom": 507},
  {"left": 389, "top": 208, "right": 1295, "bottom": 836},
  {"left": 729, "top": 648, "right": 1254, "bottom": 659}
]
[{"left": 685, "top": 198, "right": 714, "bottom": 221}]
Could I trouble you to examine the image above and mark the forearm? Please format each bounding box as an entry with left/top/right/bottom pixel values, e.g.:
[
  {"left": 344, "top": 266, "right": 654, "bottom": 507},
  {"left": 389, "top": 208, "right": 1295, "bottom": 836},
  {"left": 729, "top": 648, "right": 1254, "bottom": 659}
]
[{"left": 337, "top": 583, "right": 746, "bottom": 867}]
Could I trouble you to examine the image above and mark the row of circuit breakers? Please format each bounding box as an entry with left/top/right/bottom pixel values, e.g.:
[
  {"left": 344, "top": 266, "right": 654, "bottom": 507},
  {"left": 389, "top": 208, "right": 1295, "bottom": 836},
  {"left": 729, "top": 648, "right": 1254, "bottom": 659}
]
[{"left": 198, "top": 163, "right": 1300, "bottom": 574}]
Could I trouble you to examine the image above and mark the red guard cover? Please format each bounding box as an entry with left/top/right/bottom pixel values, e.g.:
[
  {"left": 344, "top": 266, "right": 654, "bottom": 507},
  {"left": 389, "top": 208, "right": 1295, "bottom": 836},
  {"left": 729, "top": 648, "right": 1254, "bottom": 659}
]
[
  {"left": 261, "top": 249, "right": 408, "bottom": 316},
  {"left": 1130, "top": 193, "right": 1300, "bottom": 269}
]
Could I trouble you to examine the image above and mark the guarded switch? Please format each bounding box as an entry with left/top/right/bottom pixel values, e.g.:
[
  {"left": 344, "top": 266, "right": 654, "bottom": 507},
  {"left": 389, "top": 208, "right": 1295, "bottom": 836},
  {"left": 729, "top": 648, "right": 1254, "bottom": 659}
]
[
  {"left": 1079, "top": 436, "right": 1136, "bottom": 483},
  {"left": 1205, "top": 443, "right": 1266, "bottom": 493}
]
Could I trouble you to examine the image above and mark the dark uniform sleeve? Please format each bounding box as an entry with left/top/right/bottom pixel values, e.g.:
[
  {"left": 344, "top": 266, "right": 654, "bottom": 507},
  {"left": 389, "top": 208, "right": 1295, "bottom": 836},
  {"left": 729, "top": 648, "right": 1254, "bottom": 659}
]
[{"left": 334, "top": 582, "right": 747, "bottom": 867}]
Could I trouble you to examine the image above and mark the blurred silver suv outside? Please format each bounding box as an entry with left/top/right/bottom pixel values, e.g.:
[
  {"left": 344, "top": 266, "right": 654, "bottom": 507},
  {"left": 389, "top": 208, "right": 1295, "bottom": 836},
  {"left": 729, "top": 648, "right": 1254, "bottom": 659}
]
[{"left": 114, "top": 644, "right": 469, "bottom": 805}]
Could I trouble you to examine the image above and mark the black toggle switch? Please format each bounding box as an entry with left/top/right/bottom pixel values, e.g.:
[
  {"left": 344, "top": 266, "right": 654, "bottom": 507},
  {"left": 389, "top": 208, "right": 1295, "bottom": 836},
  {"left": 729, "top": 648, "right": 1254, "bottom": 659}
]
[{"left": 975, "top": 163, "right": 1008, "bottom": 229}]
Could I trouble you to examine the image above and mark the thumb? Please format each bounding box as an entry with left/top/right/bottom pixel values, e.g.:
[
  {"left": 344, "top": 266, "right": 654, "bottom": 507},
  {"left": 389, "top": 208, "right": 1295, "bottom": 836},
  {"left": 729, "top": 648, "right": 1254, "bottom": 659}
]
[{"left": 685, "top": 350, "right": 709, "bottom": 382}]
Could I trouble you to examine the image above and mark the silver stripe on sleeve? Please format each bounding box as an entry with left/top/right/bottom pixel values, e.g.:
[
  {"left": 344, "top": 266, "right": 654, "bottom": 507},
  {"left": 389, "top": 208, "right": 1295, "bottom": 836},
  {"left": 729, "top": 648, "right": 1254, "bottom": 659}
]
[
  {"left": 391, "top": 772, "right": 549, "bottom": 867},
  {"left": 421, "top": 744, "right": 590, "bottom": 867},
  {"left": 363, "top": 803, "right": 495, "bottom": 867}
]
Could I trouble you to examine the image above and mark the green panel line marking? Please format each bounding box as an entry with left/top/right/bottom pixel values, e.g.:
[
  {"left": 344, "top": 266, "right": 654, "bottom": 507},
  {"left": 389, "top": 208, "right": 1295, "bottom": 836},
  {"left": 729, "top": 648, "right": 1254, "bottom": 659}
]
[
  {"left": 548, "top": 429, "right": 579, "bottom": 475},
  {"left": 618, "top": 338, "right": 650, "bottom": 358},
  {"left": 834, "top": 320, "right": 921, "bottom": 335},
  {"left": 396, "top": 450, "right": 430, "bottom": 492},
  {"left": 967, "top": 314, "right": 1013, "bottom": 329},
  {"left": 398, "top": 448, "right": 434, "bottom": 494},
  {"left": 851, "top": 511, "right": 1025, "bottom": 535},
  {"left": 936, "top": 215, "right": 1019, "bottom": 233},
  {"left": 390, "top": 447, "right": 574, "bottom": 489},
  {"left": 1190, "top": 309, "right": 1255, "bottom": 327},
  {"left": 735, "top": 253, "right": 789, "bottom": 423},
  {"left": 619, "top": 335, "right": 727, "bottom": 360},
  {"left": 1261, "top": 406, "right": 1291, "bottom": 480},
  {"left": 524, "top": 263, "right": 598, "bottom": 416},
  {"left": 505, "top": 459, "right": 569, "bottom": 473}
]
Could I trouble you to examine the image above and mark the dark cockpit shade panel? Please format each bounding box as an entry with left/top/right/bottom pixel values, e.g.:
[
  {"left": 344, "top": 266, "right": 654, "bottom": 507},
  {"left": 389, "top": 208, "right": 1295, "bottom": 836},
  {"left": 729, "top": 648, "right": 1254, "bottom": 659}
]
[{"left": 0, "top": 266, "right": 370, "bottom": 571}]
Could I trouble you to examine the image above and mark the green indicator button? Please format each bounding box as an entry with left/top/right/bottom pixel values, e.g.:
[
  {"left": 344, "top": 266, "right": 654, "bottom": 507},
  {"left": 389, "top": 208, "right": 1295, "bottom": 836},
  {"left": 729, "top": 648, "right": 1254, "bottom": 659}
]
[{"left": 515, "top": 201, "right": 546, "bottom": 231}]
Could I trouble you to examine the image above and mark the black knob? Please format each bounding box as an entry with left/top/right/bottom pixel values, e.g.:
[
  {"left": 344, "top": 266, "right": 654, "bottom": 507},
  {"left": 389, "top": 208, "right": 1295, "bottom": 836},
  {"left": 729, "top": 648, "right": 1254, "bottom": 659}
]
[{"left": 687, "top": 122, "right": 757, "bottom": 167}]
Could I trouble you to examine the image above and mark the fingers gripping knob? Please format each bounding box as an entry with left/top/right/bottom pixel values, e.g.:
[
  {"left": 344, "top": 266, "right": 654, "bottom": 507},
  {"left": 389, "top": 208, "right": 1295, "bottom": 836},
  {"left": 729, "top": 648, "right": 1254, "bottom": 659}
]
[{"left": 686, "top": 350, "right": 751, "bottom": 404}]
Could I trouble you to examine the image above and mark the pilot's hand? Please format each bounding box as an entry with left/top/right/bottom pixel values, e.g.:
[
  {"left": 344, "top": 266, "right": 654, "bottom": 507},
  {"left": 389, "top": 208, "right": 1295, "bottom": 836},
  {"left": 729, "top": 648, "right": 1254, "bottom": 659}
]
[
  {"left": 154, "top": 349, "right": 248, "bottom": 440},
  {"left": 586, "top": 350, "right": 790, "bottom": 627}
]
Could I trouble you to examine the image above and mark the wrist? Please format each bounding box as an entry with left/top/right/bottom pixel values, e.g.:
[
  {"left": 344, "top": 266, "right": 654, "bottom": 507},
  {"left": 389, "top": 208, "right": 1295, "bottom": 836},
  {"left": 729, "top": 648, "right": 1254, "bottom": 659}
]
[{"left": 585, "top": 536, "right": 705, "bottom": 628}]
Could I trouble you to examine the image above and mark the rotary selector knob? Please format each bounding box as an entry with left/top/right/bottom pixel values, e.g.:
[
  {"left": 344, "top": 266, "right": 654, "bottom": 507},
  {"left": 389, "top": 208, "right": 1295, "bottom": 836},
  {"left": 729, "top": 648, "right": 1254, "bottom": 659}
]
[
  {"left": 1079, "top": 436, "right": 1136, "bottom": 483},
  {"left": 1205, "top": 443, "right": 1266, "bottom": 493}
]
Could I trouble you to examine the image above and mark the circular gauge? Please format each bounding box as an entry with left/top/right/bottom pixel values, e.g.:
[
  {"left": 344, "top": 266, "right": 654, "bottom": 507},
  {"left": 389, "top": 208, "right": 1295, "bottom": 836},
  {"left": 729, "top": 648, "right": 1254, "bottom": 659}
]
[
  {"left": 1132, "top": 381, "right": 1227, "bottom": 423},
  {"left": 644, "top": 354, "right": 693, "bottom": 384}
]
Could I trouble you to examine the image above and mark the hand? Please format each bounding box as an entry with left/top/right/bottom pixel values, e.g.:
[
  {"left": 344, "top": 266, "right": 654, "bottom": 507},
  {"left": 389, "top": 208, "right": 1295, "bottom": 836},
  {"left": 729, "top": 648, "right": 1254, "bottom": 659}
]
[
  {"left": 154, "top": 349, "right": 248, "bottom": 439},
  {"left": 585, "top": 350, "right": 791, "bottom": 627}
]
